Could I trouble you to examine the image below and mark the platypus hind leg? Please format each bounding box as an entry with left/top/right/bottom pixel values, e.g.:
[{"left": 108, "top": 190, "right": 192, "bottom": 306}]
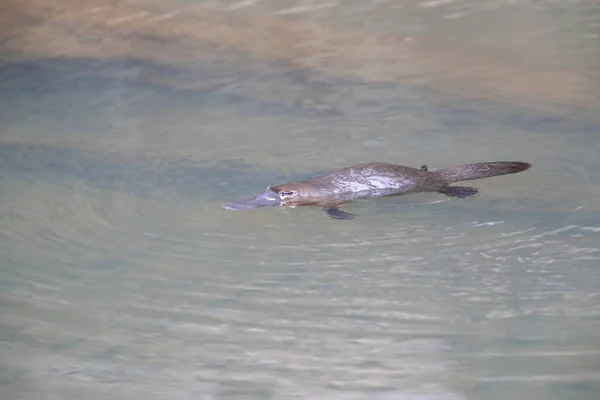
[
  {"left": 322, "top": 207, "right": 359, "bottom": 220},
  {"left": 438, "top": 186, "right": 479, "bottom": 198}
]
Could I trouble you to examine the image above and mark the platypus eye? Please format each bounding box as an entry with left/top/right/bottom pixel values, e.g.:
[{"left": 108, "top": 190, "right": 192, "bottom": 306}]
[{"left": 278, "top": 190, "right": 297, "bottom": 199}]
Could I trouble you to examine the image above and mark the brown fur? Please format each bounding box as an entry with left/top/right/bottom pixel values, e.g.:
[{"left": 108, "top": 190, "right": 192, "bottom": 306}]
[
  {"left": 223, "top": 161, "right": 531, "bottom": 219},
  {"left": 271, "top": 161, "right": 531, "bottom": 207}
]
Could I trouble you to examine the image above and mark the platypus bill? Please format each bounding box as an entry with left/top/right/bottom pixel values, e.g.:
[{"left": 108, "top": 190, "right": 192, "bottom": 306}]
[{"left": 222, "top": 161, "right": 531, "bottom": 220}]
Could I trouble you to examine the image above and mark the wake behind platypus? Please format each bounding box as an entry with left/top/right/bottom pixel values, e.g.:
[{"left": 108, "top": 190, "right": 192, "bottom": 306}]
[{"left": 222, "top": 161, "right": 532, "bottom": 220}]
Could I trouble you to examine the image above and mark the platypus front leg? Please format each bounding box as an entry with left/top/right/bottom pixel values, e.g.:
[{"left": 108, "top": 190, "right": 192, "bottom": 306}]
[{"left": 321, "top": 207, "right": 359, "bottom": 220}]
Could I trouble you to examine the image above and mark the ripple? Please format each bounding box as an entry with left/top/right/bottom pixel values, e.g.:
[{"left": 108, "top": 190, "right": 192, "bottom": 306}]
[
  {"left": 2, "top": 166, "right": 600, "bottom": 399},
  {"left": 2, "top": 0, "right": 600, "bottom": 396}
]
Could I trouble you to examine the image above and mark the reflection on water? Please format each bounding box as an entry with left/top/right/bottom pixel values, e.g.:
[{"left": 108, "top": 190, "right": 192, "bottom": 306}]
[{"left": 1, "top": 0, "right": 600, "bottom": 399}]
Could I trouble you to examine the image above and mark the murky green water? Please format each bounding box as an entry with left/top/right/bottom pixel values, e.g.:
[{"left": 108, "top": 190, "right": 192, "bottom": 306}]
[{"left": 1, "top": 0, "right": 599, "bottom": 399}]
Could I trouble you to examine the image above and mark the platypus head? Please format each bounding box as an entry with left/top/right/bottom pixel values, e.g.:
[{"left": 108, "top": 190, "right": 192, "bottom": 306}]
[{"left": 221, "top": 185, "right": 300, "bottom": 210}]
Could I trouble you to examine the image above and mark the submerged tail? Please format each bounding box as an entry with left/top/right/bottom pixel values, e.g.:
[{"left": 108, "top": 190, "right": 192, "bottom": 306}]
[{"left": 432, "top": 161, "right": 531, "bottom": 183}]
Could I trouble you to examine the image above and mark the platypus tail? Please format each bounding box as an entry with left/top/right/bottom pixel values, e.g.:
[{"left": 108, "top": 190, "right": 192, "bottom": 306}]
[{"left": 432, "top": 161, "right": 531, "bottom": 183}]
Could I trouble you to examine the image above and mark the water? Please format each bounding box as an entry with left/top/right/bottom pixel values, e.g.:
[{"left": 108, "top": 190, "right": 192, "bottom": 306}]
[{"left": 1, "top": 0, "right": 599, "bottom": 399}]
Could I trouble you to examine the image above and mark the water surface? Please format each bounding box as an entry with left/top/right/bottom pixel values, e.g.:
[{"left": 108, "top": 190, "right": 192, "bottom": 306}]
[{"left": 1, "top": 0, "right": 600, "bottom": 399}]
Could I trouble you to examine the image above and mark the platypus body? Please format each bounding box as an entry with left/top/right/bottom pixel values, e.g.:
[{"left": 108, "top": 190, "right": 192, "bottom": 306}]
[{"left": 222, "top": 161, "right": 531, "bottom": 220}]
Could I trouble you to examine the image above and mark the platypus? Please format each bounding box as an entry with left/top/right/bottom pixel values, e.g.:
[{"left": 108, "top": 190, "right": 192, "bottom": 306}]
[{"left": 222, "top": 161, "right": 531, "bottom": 220}]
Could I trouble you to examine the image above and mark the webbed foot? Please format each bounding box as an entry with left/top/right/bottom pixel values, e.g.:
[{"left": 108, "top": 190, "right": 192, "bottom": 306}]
[
  {"left": 322, "top": 207, "right": 358, "bottom": 220},
  {"left": 438, "top": 186, "right": 479, "bottom": 198}
]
